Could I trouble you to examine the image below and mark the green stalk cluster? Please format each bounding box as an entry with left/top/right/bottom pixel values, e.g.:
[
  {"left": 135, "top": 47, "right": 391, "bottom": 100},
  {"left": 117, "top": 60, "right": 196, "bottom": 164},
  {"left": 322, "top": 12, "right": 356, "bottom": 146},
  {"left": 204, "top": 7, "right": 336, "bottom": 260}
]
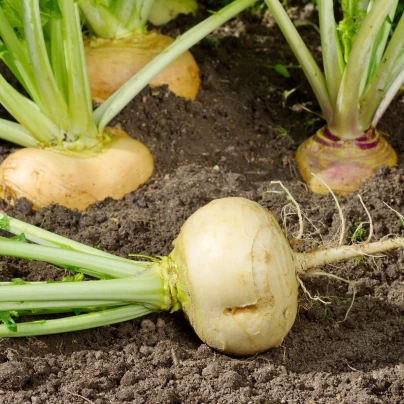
[
  {"left": 79, "top": 0, "right": 200, "bottom": 36},
  {"left": 264, "top": 0, "right": 404, "bottom": 139},
  {"left": 0, "top": 0, "right": 99, "bottom": 150},
  {"left": 78, "top": 0, "right": 155, "bottom": 38},
  {"left": 0, "top": 213, "right": 172, "bottom": 336}
]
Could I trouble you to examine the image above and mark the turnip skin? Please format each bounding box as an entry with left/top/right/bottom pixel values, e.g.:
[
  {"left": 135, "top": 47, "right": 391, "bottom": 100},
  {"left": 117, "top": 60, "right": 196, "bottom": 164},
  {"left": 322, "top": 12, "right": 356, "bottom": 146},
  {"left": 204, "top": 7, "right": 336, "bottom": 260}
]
[
  {"left": 170, "top": 197, "right": 299, "bottom": 356},
  {"left": 0, "top": 128, "right": 153, "bottom": 211},
  {"left": 296, "top": 127, "right": 398, "bottom": 194},
  {"left": 85, "top": 32, "right": 200, "bottom": 103}
]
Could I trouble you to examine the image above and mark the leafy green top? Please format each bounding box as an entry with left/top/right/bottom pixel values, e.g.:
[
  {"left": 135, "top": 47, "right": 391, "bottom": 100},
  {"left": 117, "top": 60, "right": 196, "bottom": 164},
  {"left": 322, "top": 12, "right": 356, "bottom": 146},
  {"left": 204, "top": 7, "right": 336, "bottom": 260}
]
[
  {"left": 264, "top": 0, "right": 404, "bottom": 139},
  {"left": 0, "top": 0, "right": 99, "bottom": 150}
]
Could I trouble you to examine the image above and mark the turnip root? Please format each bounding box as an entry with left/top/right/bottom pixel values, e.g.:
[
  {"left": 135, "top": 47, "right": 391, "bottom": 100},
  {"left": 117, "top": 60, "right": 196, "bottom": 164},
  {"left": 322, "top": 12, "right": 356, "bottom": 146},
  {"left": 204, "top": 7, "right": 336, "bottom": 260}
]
[
  {"left": 0, "top": 128, "right": 153, "bottom": 211},
  {"left": 170, "top": 197, "right": 299, "bottom": 355},
  {"left": 79, "top": 1, "right": 201, "bottom": 103},
  {"left": 296, "top": 127, "right": 398, "bottom": 194},
  {"left": 162, "top": 197, "right": 404, "bottom": 354},
  {"left": 85, "top": 32, "right": 200, "bottom": 103}
]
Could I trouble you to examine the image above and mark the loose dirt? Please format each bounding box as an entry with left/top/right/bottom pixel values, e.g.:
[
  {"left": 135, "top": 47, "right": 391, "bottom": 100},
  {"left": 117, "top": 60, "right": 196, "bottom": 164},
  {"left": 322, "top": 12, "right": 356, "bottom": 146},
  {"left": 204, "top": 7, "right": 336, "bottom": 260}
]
[{"left": 0, "top": 2, "right": 403, "bottom": 403}]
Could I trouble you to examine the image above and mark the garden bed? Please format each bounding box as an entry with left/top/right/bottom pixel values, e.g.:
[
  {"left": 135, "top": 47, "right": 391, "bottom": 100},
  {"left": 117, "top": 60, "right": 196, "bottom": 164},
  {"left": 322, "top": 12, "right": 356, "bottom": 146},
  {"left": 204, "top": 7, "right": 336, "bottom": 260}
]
[{"left": 0, "top": 2, "right": 403, "bottom": 402}]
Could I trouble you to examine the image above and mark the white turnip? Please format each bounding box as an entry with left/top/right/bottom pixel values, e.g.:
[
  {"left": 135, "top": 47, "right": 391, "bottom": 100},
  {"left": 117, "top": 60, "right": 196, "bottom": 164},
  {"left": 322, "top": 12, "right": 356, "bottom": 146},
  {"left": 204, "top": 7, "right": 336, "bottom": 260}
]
[{"left": 0, "top": 197, "right": 402, "bottom": 355}]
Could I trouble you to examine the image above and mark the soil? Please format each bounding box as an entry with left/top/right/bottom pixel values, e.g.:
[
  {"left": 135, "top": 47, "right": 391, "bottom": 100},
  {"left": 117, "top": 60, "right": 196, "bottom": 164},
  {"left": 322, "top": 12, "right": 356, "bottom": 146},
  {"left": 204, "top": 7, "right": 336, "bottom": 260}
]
[{"left": 0, "top": 2, "right": 404, "bottom": 403}]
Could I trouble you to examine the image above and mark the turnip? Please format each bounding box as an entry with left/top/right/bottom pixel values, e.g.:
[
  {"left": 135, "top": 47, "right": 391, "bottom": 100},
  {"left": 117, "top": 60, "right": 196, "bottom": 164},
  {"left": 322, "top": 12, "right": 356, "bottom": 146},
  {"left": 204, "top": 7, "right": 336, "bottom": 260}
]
[
  {"left": 0, "top": 197, "right": 402, "bottom": 355},
  {"left": 0, "top": 0, "right": 256, "bottom": 210},
  {"left": 264, "top": 0, "right": 404, "bottom": 194},
  {"left": 79, "top": 0, "right": 201, "bottom": 102}
]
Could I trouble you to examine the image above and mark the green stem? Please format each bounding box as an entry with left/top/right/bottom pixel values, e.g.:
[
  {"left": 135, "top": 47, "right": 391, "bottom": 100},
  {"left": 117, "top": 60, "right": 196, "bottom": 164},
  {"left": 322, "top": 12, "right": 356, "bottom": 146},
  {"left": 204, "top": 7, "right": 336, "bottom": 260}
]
[
  {"left": 79, "top": 2, "right": 124, "bottom": 38},
  {"left": 115, "top": 0, "right": 153, "bottom": 31},
  {"left": 7, "top": 307, "right": 110, "bottom": 317},
  {"left": 0, "top": 305, "right": 152, "bottom": 337},
  {"left": 339, "top": 0, "right": 370, "bottom": 62},
  {"left": 389, "top": 52, "right": 404, "bottom": 85},
  {"left": 94, "top": 0, "right": 259, "bottom": 131},
  {"left": 59, "top": 0, "right": 99, "bottom": 144},
  {"left": 23, "top": 0, "right": 69, "bottom": 131},
  {"left": 0, "top": 274, "right": 166, "bottom": 309},
  {"left": 0, "top": 119, "right": 40, "bottom": 148},
  {"left": 318, "top": 0, "right": 343, "bottom": 109},
  {"left": 364, "top": 0, "right": 398, "bottom": 85},
  {"left": 132, "top": 0, "right": 154, "bottom": 29},
  {"left": 264, "top": 0, "right": 333, "bottom": 123},
  {"left": 0, "top": 74, "right": 59, "bottom": 144},
  {"left": 0, "top": 299, "right": 126, "bottom": 312},
  {"left": 0, "top": 213, "right": 152, "bottom": 273},
  {"left": 0, "top": 281, "right": 47, "bottom": 286},
  {"left": 372, "top": 67, "right": 404, "bottom": 126},
  {"left": 79, "top": 0, "right": 151, "bottom": 38},
  {"left": 359, "top": 10, "right": 404, "bottom": 128},
  {"left": 0, "top": 6, "right": 42, "bottom": 108},
  {"left": 49, "top": 18, "right": 68, "bottom": 102},
  {"left": 0, "top": 239, "right": 150, "bottom": 279},
  {"left": 0, "top": 213, "right": 136, "bottom": 263},
  {"left": 333, "top": 0, "right": 396, "bottom": 138}
]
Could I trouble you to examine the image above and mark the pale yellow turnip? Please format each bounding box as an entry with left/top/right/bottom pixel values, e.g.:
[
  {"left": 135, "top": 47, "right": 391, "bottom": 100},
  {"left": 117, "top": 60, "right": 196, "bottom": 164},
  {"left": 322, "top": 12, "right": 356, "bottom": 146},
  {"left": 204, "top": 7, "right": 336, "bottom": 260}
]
[
  {"left": 85, "top": 32, "right": 200, "bottom": 103},
  {"left": 0, "top": 128, "right": 153, "bottom": 211},
  {"left": 170, "top": 197, "right": 299, "bottom": 355}
]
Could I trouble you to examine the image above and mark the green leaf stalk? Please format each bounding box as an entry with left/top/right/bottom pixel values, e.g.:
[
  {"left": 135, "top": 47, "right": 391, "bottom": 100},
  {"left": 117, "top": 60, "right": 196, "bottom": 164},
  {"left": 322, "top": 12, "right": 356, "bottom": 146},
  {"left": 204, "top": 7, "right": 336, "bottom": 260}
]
[{"left": 264, "top": 0, "right": 404, "bottom": 194}]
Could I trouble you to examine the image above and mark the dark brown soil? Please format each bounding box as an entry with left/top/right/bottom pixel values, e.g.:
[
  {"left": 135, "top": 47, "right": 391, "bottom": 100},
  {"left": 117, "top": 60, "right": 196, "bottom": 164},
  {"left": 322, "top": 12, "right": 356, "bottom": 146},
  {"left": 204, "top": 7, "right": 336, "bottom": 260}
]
[{"left": 0, "top": 3, "right": 404, "bottom": 403}]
